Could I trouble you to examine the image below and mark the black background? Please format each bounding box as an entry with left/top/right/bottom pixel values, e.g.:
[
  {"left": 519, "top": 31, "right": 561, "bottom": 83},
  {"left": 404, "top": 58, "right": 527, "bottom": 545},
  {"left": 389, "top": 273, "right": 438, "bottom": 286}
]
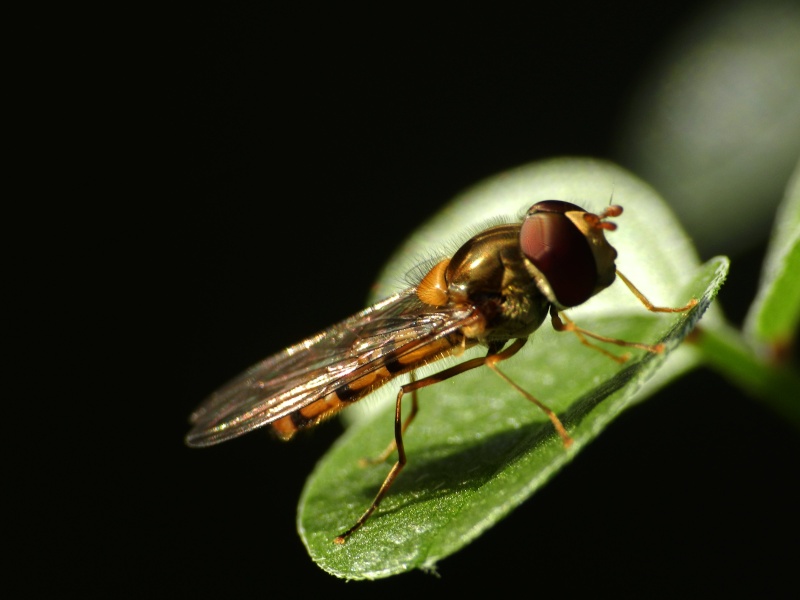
[{"left": 47, "top": 3, "right": 799, "bottom": 597}]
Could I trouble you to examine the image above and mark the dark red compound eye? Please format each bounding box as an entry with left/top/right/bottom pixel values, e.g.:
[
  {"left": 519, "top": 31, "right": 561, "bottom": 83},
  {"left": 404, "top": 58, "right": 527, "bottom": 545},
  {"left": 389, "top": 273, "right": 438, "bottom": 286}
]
[{"left": 520, "top": 201, "right": 598, "bottom": 307}]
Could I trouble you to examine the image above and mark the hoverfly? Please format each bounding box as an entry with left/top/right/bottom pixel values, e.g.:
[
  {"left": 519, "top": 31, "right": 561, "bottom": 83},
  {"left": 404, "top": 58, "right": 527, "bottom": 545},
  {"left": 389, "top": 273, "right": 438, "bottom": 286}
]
[{"left": 186, "top": 200, "right": 696, "bottom": 543}]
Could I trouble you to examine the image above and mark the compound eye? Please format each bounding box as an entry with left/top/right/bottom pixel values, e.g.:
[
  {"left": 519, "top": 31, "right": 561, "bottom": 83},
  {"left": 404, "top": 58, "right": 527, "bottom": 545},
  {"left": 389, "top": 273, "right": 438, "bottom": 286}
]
[
  {"left": 520, "top": 204, "right": 597, "bottom": 307},
  {"left": 528, "top": 200, "right": 584, "bottom": 215}
]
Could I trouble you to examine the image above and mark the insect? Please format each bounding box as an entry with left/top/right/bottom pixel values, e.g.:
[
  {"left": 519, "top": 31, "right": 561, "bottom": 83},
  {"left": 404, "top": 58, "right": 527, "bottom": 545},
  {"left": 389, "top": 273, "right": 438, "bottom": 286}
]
[{"left": 185, "top": 200, "right": 696, "bottom": 543}]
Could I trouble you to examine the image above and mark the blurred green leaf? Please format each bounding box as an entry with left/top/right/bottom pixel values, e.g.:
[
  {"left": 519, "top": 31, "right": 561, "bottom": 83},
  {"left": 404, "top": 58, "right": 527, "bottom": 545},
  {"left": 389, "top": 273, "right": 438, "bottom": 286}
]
[
  {"left": 298, "top": 158, "right": 728, "bottom": 579},
  {"left": 744, "top": 158, "right": 800, "bottom": 350},
  {"left": 615, "top": 0, "right": 800, "bottom": 258}
]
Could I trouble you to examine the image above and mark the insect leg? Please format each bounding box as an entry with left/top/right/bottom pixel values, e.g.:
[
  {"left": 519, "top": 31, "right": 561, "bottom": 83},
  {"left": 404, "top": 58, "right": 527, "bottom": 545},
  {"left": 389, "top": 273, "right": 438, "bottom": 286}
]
[
  {"left": 549, "top": 268, "right": 697, "bottom": 361},
  {"left": 550, "top": 306, "right": 666, "bottom": 356},
  {"left": 334, "top": 353, "right": 495, "bottom": 543},
  {"left": 360, "top": 373, "right": 419, "bottom": 466},
  {"left": 484, "top": 338, "right": 573, "bottom": 448},
  {"left": 616, "top": 269, "right": 698, "bottom": 313},
  {"left": 335, "top": 343, "right": 557, "bottom": 543},
  {"left": 550, "top": 309, "right": 636, "bottom": 362}
]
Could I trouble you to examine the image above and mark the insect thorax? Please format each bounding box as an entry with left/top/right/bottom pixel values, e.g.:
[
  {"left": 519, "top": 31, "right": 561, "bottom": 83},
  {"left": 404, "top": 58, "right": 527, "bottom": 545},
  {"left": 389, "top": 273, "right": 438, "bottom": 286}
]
[{"left": 446, "top": 224, "right": 550, "bottom": 343}]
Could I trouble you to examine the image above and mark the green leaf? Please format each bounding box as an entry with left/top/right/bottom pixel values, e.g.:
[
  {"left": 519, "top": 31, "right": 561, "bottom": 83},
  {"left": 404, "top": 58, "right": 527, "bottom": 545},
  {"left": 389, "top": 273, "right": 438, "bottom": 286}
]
[
  {"left": 297, "top": 157, "right": 728, "bottom": 579},
  {"left": 744, "top": 158, "right": 800, "bottom": 351},
  {"left": 614, "top": 1, "right": 800, "bottom": 258}
]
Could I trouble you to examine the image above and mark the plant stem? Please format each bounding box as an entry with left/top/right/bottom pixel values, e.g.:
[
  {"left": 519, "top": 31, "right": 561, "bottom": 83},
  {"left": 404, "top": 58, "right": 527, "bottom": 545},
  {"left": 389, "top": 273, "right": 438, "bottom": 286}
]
[{"left": 691, "top": 322, "right": 800, "bottom": 431}]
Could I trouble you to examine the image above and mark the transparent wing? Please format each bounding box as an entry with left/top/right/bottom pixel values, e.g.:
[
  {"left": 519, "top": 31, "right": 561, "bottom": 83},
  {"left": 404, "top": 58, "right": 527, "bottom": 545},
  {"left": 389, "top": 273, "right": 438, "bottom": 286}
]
[{"left": 185, "top": 288, "right": 479, "bottom": 446}]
